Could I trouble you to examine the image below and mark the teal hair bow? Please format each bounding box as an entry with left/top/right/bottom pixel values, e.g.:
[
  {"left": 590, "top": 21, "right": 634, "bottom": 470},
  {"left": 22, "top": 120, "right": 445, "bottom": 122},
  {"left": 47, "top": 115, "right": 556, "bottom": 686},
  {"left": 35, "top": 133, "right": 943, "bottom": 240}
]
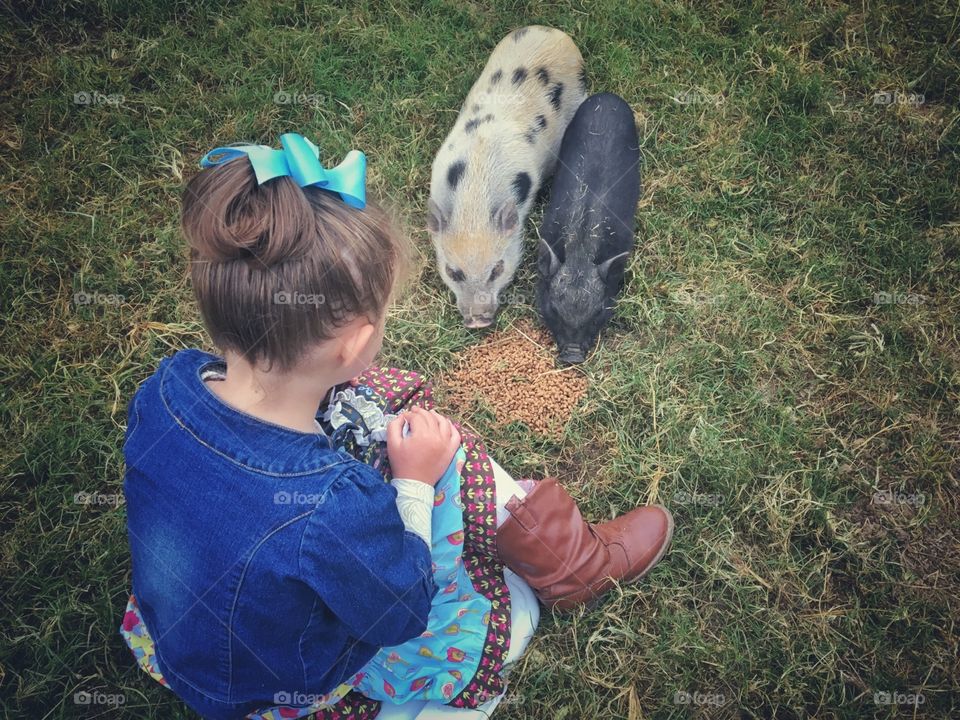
[{"left": 199, "top": 133, "right": 367, "bottom": 209}]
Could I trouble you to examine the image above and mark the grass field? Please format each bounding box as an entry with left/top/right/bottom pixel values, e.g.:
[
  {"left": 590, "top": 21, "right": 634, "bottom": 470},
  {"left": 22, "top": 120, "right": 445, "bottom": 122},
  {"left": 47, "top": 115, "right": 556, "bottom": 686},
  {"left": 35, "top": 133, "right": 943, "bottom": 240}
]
[{"left": 2, "top": 1, "right": 959, "bottom": 718}]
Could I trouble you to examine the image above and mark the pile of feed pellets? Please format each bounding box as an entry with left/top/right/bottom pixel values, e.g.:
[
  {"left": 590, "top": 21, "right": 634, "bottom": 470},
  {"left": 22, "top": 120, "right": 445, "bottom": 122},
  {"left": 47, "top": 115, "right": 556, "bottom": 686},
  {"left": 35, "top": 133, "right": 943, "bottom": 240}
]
[{"left": 439, "top": 320, "right": 589, "bottom": 439}]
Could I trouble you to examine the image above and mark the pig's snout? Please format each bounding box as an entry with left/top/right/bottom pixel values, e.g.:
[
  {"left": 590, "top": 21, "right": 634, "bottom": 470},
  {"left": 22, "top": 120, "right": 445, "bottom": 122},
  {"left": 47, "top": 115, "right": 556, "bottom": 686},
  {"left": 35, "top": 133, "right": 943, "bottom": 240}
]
[
  {"left": 461, "top": 294, "right": 498, "bottom": 329},
  {"left": 558, "top": 345, "right": 586, "bottom": 364},
  {"left": 463, "top": 313, "right": 495, "bottom": 329}
]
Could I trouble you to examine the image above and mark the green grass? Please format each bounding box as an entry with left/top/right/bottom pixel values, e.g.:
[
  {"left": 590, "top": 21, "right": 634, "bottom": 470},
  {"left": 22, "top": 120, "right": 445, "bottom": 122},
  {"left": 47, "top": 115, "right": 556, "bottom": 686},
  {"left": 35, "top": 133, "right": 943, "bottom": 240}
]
[{"left": 2, "top": 0, "right": 959, "bottom": 718}]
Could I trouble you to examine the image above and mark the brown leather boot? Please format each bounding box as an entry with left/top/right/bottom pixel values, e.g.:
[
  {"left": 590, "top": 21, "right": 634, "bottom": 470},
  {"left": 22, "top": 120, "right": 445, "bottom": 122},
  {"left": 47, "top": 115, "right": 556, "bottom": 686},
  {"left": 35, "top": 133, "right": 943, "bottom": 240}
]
[{"left": 496, "top": 478, "right": 674, "bottom": 611}]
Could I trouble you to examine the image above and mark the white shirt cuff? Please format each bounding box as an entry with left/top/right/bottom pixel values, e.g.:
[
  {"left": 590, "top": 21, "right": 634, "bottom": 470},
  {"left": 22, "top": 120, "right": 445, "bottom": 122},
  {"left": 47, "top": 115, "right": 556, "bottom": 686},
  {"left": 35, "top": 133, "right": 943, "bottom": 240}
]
[{"left": 391, "top": 478, "right": 435, "bottom": 547}]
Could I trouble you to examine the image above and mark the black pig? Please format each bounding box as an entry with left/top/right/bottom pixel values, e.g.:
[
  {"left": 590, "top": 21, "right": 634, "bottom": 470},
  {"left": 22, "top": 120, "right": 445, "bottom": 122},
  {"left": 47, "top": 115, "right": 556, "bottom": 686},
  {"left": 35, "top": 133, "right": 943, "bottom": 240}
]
[{"left": 537, "top": 92, "right": 641, "bottom": 364}]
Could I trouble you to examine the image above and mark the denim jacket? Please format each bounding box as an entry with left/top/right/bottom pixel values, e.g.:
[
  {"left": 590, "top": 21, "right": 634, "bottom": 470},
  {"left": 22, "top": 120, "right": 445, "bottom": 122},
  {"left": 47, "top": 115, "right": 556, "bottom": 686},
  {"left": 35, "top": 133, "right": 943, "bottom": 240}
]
[{"left": 122, "top": 349, "right": 436, "bottom": 719}]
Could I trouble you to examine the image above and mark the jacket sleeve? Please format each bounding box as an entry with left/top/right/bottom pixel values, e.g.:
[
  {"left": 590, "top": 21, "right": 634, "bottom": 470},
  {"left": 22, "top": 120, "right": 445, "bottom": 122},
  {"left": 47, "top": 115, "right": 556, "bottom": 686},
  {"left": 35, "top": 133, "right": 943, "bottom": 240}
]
[{"left": 298, "top": 464, "right": 437, "bottom": 647}]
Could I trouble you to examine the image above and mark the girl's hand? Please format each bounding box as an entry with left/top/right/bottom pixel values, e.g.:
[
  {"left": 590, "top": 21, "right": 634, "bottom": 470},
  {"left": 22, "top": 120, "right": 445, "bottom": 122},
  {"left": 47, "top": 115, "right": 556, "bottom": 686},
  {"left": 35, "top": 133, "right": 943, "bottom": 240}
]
[{"left": 386, "top": 408, "right": 462, "bottom": 487}]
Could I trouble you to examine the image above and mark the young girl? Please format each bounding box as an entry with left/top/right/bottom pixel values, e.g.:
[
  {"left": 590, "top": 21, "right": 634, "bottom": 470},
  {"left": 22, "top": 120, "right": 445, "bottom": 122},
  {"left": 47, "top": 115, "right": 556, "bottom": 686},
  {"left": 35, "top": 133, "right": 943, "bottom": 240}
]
[{"left": 120, "top": 133, "right": 673, "bottom": 720}]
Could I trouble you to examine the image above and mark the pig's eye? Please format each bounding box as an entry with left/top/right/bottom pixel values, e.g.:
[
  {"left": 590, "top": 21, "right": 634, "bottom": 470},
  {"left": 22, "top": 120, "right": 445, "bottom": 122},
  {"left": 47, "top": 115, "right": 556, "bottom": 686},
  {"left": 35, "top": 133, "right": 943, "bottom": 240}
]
[
  {"left": 446, "top": 265, "right": 466, "bottom": 282},
  {"left": 488, "top": 260, "right": 505, "bottom": 282}
]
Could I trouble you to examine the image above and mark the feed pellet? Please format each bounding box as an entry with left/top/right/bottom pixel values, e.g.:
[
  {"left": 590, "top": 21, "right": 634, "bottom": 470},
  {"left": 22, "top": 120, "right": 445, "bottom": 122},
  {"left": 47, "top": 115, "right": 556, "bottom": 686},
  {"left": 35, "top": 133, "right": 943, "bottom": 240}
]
[{"left": 439, "top": 321, "right": 589, "bottom": 439}]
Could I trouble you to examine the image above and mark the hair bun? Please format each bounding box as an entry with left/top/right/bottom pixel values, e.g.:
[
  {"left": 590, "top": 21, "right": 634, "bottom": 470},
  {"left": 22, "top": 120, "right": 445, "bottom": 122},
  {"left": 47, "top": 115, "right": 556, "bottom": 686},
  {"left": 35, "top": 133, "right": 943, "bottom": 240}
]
[{"left": 182, "top": 157, "right": 314, "bottom": 266}]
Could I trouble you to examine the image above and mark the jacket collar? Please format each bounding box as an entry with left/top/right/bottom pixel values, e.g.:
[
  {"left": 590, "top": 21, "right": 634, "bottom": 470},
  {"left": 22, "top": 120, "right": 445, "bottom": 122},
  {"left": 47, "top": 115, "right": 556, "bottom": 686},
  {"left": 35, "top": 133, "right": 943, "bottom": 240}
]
[{"left": 158, "top": 349, "right": 344, "bottom": 476}]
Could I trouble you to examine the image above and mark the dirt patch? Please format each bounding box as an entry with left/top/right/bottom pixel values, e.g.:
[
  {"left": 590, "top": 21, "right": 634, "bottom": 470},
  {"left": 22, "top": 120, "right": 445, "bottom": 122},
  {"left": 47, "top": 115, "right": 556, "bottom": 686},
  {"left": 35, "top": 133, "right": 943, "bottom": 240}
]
[
  {"left": 438, "top": 320, "right": 589, "bottom": 439},
  {"left": 836, "top": 490, "right": 960, "bottom": 597}
]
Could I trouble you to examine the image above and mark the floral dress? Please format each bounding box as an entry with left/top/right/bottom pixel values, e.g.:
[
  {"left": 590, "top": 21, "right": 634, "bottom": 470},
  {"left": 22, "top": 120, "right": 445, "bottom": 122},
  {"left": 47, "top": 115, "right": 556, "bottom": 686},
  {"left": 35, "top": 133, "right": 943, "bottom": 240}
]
[{"left": 120, "top": 367, "right": 511, "bottom": 718}]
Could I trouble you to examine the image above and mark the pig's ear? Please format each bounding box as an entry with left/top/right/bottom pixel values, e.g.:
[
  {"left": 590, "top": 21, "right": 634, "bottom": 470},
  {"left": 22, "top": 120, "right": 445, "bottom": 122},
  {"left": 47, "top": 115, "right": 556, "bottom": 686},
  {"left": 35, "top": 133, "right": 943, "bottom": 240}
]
[
  {"left": 426, "top": 198, "right": 447, "bottom": 234},
  {"left": 538, "top": 237, "right": 561, "bottom": 277},
  {"left": 492, "top": 200, "right": 518, "bottom": 235},
  {"left": 596, "top": 251, "right": 631, "bottom": 281}
]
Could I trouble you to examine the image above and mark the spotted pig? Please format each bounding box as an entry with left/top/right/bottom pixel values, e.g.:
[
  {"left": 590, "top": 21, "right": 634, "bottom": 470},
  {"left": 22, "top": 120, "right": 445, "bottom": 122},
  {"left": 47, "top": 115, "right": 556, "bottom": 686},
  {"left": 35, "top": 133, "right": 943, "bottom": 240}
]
[{"left": 427, "top": 25, "right": 587, "bottom": 327}]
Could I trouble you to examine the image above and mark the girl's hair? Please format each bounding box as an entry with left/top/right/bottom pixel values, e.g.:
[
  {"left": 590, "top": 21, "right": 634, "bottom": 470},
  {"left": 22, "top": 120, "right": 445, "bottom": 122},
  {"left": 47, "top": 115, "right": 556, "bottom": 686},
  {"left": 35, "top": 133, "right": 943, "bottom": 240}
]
[{"left": 181, "top": 155, "right": 409, "bottom": 371}]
